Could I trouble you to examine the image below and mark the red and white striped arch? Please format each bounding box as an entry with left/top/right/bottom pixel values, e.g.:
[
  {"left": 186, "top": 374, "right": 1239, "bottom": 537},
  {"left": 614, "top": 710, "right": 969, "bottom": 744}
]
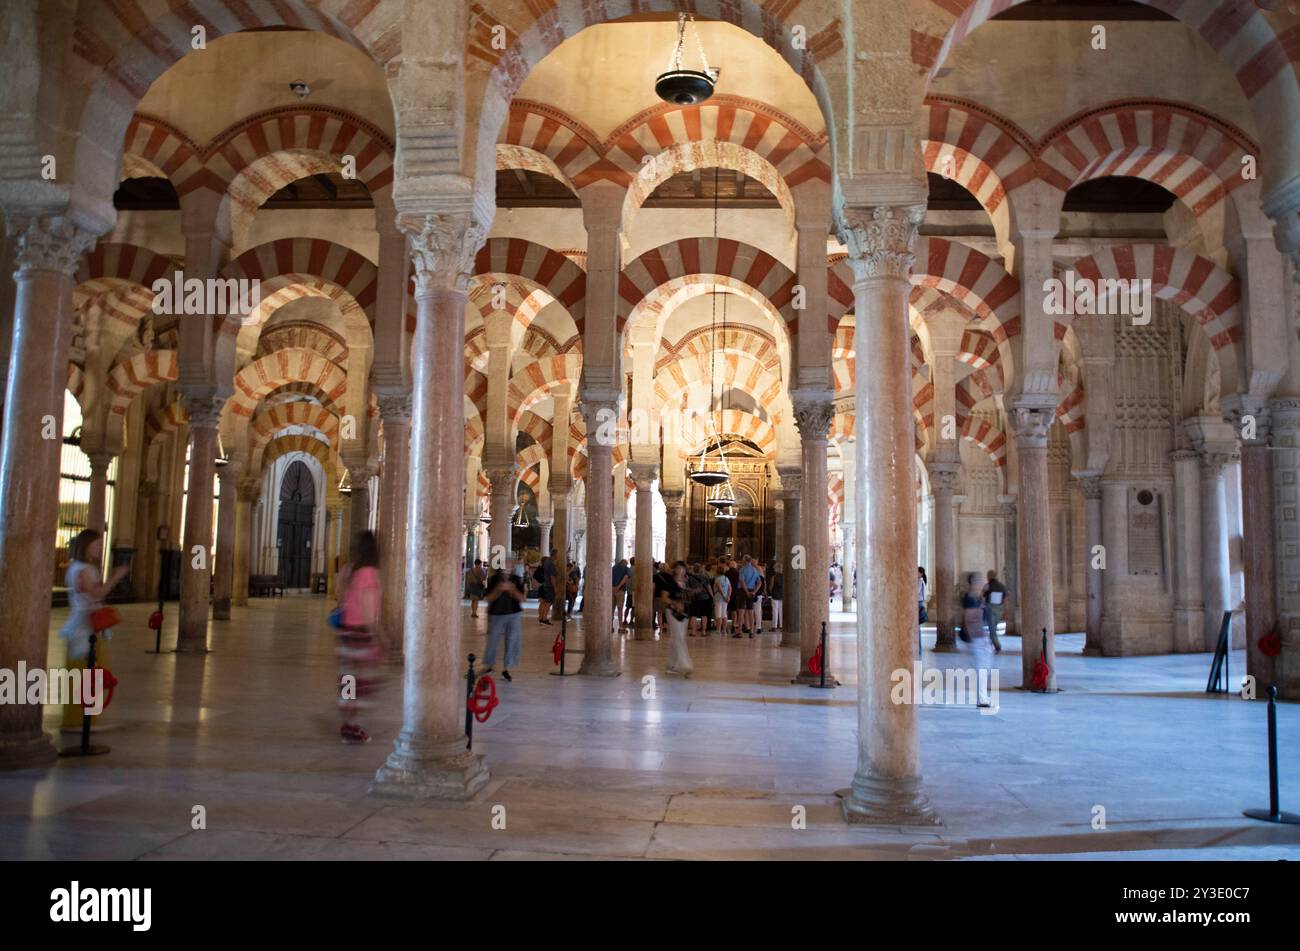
[
  {"left": 517, "top": 411, "right": 555, "bottom": 458},
  {"left": 913, "top": 238, "right": 1022, "bottom": 369},
  {"left": 249, "top": 401, "right": 341, "bottom": 456},
  {"left": 507, "top": 354, "right": 584, "bottom": 427},
  {"left": 222, "top": 238, "right": 378, "bottom": 327},
  {"left": 76, "top": 243, "right": 182, "bottom": 328},
  {"left": 145, "top": 400, "right": 188, "bottom": 446},
  {"left": 473, "top": 238, "right": 587, "bottom": 335},
  {"left": 260, "top": 433, "right": 336, "bottom": 478},
  {"left": 106, "top": 350, "right": 180, "bottom": 417},
  {"left": 662, "top": 324, "right": 782, "bottom": 376},
  {"left": 654, "top": 352, "right": 786, "bottom": 415},
  {"left": 464, "top": 368, "right": 489, "bottom": 424},
  {"left": 959, "top": 409, "right": 1008, "bottom": 469},
  {"left": 230, "top": 349, "right": 347, "bottom": 419}
]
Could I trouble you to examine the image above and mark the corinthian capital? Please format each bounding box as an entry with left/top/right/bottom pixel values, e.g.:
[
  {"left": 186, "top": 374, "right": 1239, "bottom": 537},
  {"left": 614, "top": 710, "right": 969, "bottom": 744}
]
[
  {"left": 9, "top": 216, "right": 98, "bottom": 278},
  {"left": 790, "top": 391, "right": 835, "bottom": 441},
  {"left": 399, "top": 212, "right": 486, "bottom": 296},
  {"left": 179, "top": 392, "right": 227, "bottom": 430},
  {"left": 837, "top": 205, "right": 925, "bottom": 282},
  {"left": 375, "top": 390, "right": 413, "bottom": 425},
  {"left": 1007, "top": 404, "right": 1054, "bottom": 447}
]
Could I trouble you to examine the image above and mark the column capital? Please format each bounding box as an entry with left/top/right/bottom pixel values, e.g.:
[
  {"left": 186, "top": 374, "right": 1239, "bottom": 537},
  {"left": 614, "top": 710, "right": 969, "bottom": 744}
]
[
  {"left": 777, "top": 466, "right": 803, "bottom": 497},
  {"left": 836, "top": 204, "right": 926, "bottom": 283},
  {"left": 1269, "top": 395, "right": 1300, "bottom": 442},
  {"left": 375, "top": 389, "right": 414, "bottom": 425},
  {"left": 464, "top": 516, "right": 480, "bottom": 534},
  {"left": 178, "top": 390, "right": 228, "bottom": 430},
  {"left": 928, "top": 462, "right": 961, "bottom": 494},
  {"left": 659, "top": 488, "right": 684, "bottom": 507},
  {"left": 1196, "top": 447, "right": 1240, "bottom": 476},
  {"left": 8, "top": 215, "right": 98, "bottom": 278},
  {"left": 399, "top": 212, "right": 487, "bottom": 296},
  {"left": 1007, "top": 402, "right": 1054, "bottom": 448},
  {"left": 483, "top": 464, "right": 519, "bottom": 491},
  {"left": 1074, "top": 473, "right": 1103, "bottom": 499},
  {"left": 1221, "top": 394, "right": 1271, "bottom": 447},
  {"left": 84, "top": 449, "right": 116, "bottom": 472},
  {"left": 237, "top": 480, "right": 261, "bottom": 504},
  {"left": 578, "top": 393, "right": 620, "bottom": 444},
  {"left": 790, "top": 390, "right": 835, "bottom": 441},
  {"left": 548, "top": 476, "right": 572, "bottom": 500},
  {"left": 611, "top": 517, "right": 626, "bottom": 531},
  {"left": 629, "top": 461, "right": 658, "bottom": 489}
]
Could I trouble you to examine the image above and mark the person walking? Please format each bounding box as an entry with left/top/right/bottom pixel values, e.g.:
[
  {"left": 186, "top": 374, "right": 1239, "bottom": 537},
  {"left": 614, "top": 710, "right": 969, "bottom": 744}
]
[
  {"left": 465, "top": 559, "right": 486, "bottom": 618},
  {"left": 712, "top": 562, "right": 732, "bottom": 636},
  {"left": 768, "top": 560, "right": 784, "bottom": 630},
  {"left": 981, "top": 569, "right": 1007, "bottom": 653},
  {"left": 917, "top": 566, "right": 928, "bottom": 658},
  {"left": 612, "top": 558, "right": 631, "bottom": 630},
  {"left": 961, "top": 572, "right": 994, "bottom": 708},
  {"left": 537, "top": 549, "right": 557, "bottom": 625},
  {"left": 59, "top": 530, "right": 130, "bottom": 731},
  {"left": 336, "top": 531, "right": 386, "bottom": 743},
  {"left": 565, "top": 561, "right": 582, "bottom": 617},
  {"left": 657, "top": 560, "right": 694, "bottom": 677},
  {"left": 482, "top": 560, "right": 526, "bottom": 682}
]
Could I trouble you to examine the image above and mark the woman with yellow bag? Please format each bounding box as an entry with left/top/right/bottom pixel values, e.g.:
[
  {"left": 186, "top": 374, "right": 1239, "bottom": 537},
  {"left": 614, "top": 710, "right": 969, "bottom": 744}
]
[{"left": 59, "top": 530, "right": 129, "bottom": 731}]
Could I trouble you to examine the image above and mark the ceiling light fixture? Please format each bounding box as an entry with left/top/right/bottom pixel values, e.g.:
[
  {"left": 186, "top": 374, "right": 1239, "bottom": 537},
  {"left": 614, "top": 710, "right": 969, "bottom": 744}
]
[{"left": 654, "top": 13, "right": 717, "bottom": 106}]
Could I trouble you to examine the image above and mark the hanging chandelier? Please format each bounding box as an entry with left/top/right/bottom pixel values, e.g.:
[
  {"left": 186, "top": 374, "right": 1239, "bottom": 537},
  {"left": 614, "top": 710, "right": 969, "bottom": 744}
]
[
  {"left": 706, "top": 479, "right": 736, "bottom": 510},
  {"left": 655, "top": 13, "right": 718, "bottom": 107},
  {"left": 513, "top": 505, "right": 529, "bottom": 529}
]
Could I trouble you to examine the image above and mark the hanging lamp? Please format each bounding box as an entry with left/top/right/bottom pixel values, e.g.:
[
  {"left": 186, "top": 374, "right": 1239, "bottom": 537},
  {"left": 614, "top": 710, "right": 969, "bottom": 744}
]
[
  {"left": 655, "top": 13, "right": 718, "bottom": 106},
  {"left": 689, "top": 166, "right": 732, "bottom": 489},
  {"left": 706, "top": 478, "right": 736, "bottom": 510}
]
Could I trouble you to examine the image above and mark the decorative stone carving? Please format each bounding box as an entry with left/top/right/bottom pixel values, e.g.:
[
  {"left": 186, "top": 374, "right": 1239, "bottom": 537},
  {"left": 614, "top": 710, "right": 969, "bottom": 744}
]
[
  {"left": 8, "top": 216, "right": 97, "bottom": 277},
  {"left": 400, "top": 212, "right": 486, "bottom": 296},
  {"left": 791, "top": 394, "right": 834, "bottom": 441},
  {"left": 483, "top": 464, "right": 519, "bottom": 492},
  {"left": 629, "top": 462, "right": 658, "bottom": 490},
  {"left": 1007, "top": 405, "right": 1054, "bottom": 447},
  {"left": 375, "top": 391, "right": 414, "bottom": 424},
  {"left": 1197, "top": 449, "right": 1239, "bottom": 475},
  {"left": 928, "top": 464, "right": 961, "bottom": 495},
  {"left": 579, "top": 397, "right": 619, "bottom": 447},
  {"left": 837, "top": 205, "right": 925, "bottom": 282},
  {"left": 1077, "top": 475, "right": 1103, "bottom": 500},
  {"left": 179, "top": 393, "right": 227, "bottom": 430},
  {"left": 1222, "top": 396, "right": 1271, "bottom": 448},
  {"left": 777, "top": 467, "right": 803, "bottom": 498}
]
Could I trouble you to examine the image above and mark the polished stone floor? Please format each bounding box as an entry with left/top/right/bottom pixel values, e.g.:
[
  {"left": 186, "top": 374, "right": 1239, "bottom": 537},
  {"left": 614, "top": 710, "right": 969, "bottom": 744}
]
[{"left": 2, "top": 594, "right": 1298, "bottom": 860}]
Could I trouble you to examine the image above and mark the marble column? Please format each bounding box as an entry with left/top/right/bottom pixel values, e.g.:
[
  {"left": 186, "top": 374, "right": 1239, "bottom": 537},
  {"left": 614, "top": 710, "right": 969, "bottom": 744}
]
[
  {"left": 0, "top": 216, "right": 96, "bottom": 767},
  {"left": 999, "top": 498, "right": 1019, "bottom": 637},
  {"left": 1196, "top": 447, "right": 1237, "bottom": 651},
  {"left": 1170, "top": 450, "right": 1205, "bottom": 651},
  {"left": 484, "top": 464, "right": 517, "bottom": 568},
  {"left": 1010, "top": 405, "right": 1057, "bottom": 690},
  {"left": 212, "top": 458, "right": 241, "bottom": 619},
  {"left": 661, "top": 489, "right": 683, "bottom": 564},
  {"left": 793, "top": 397, "right": 833, "bottom": 682},
  {"left": 1270, "top": 396, "right": 1300, "bottom": 699},
  {"left": 349, "top": 464, "right": 376, "bottom": 537},
  {"left": 537, "top": 517, "right": 554, "bottom": 558},
  {"left": 233, "top": 480, "right": 257, "bottom": 606},
  {"left": 929, "top": 463, "right": 961, "bottom": 651},
  {"left": 578, "top": 398, "right": 618, "bottom": 674},
  {"left": 376, "top": 392, "right": 412, "bottom": 652},
  {"left": 612, "top": 518, "right": 627, "bottom": 563},
  {"left": 551, "top": 490, "right": 569, "bottom": 567},
  {"left": 1227, "top": 402, "right": 1278, "bottom": 691},
  {"left": 839, "top": 204, "right": 936, "bottom": 823},
  {"left": 1079, "top": 474, "right": 1104, "bottom": 655},
  {"left": 85, "top": 450, "right": 114, "bottom": 536},
  {"left": 370, "top": 211, "right": 489, "bottom": 800},
  {"left": 630, "top": 462, "right": 658, "bottom": 640},
  {"left": 176, "top": 393, "right": 224, "bottom": 653},
  {"left": 779, "top": 474, "right": 803, "bottom": 648}
]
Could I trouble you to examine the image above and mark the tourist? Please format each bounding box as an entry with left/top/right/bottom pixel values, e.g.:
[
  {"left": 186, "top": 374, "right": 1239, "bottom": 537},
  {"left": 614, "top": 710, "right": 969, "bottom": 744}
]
[
  {"left": 652, "top": 561, "right": 673, "bottom": 634},
  {"left": 336, "top": 531, "right": 385, "bottom": 744},
  {"left": 768, "top": 560, "right": 784, "bottom": 630},
  {"left": 623, "top": 556, "right": 636, "bottom": 628},
  {"left": 829, "top": 560, "right": 842, "bottom": 602},
  {"left": 537, "top": 549, "right": 557, "bottom": 624},
  {"left": 961, "top": 572, "right": 993, "bottom": 708},
  {"left": 59, "top": 530, "right": 130, "bottom": 732},
  {"left": 738, "top": 554, "right": 761, "bottom": 637},
  {"left": 687, "top": 563, "right": 712, "bottom": 636},
  {"left": 982, "top": 569, "right": 1007, "bottom": 653},
  {"left": 712, "top": 561, "right": 732, "bottom": 635},
  {"left": 565, "top": 561, "right": 582, "bottom": 617},
  {"left": 657, "top": 560, "right": 694, "bottom": 677},
  {"left": 726, "top": 559, "right": 746, "bottom": 636},
  {"left": 612, "top": 558, "right": 631, "bottom": 629},
  {"left": 917, "top": 566, "right": 928, "bottom": 658},
  {"left": 482, "top": 559, "right": 526, "bottom": 682},
  {"left": 752, "top": 561, "right": 766, "bottom": 634},
  {"left": 465, "top": 559, "right": 486, "bottom": 618}
]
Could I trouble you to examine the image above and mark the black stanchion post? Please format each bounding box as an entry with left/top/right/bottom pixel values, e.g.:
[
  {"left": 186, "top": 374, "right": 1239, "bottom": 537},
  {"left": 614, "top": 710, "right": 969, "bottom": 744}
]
[
  {"left": 465, "top": 654, "right": 477, "bottom": 750},
  {"left": 59, "top": 633, "right": 110, "bottom": 757},
  {"left": 559, "top": 612, "right": 567, "bottom": 675},
  {"left": 1244, "top": 685, "right": 1300, "bottom": 824},
  {"left": 819, "top": 622, "right": 827, "bottom": 688}
]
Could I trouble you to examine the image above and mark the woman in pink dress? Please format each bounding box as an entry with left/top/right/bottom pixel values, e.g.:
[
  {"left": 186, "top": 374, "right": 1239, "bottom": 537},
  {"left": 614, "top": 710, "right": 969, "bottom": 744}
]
[{"left": 335, "top": 531, "right": 385, "bottom": 744}]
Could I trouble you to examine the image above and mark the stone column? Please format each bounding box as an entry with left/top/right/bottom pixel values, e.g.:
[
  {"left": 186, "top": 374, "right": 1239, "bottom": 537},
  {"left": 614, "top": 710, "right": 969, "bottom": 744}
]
[
  {"left": 370, "top": 211, "right": 489, "bottom": 800},
  {"left": 779, "top": 472, "right": 803, "bottom": 648},
  {"left": 1196, "top": 447, "right": 1237, "bottom": 651},
  {"left": 661, "top": 489, "right": 683, "bottom": 564},
  {"left": 176, "top": 393, "right": 225, "bottom": 653},
  {"left": 999, "top": 497, "right": 1019, "bottom": 636},
  {"left": 630, "top": 462, "right": 658, "bottom": 640},
  {"left": 1226, "top": 400, "right": 1278, "bottom": 692},
  {"left": 1270, "top": 396, "right": 1300, "bottom": 699},
  {"left": 463, "top": 518, "right": 479, "bottom": 564},
  {"left": 1170, "top": 450, "right": 1204, "bottom": 651},
  {"left": 0, "top": 216, "right": 96, "bottom": 767},
  {"left": 1079, "top": 474, "right": 1104, "bottom": 655},
  {"left": 578, "top": 398, "right": 618, "bottom": 674},
  {"left": 212, "top": 457, "right": 242, "bottom": 619},
  {"left": 232, "top": 480, "right": 257, "bottom": 606},
  {"left": 484, "top": 464, "right": 517, "bottom": 569},
  {"left": 612, "top": 518, "right": 627, "bottom": 563},
  {"left": 550, "top": 480, "right": 569, "bottom": 568},
  {"left": 839, "top": 204, "right": 936, "bottom": 823},
  {"left": 348, "top": 463, "right": 376, "bottom": 536},
  {"left": 537, "top": 517, "right": 554, "bottom": 558},
  {"left": 929, "top": 463, "right": 961, "bottom": 651},
  {"left": 792, "top": 396, "right": 833, "bottom": 682},
  {"left": 1009, "top": 404, "right": 1057, "bottom": 689},
  {"left": 376, "top": 392, "right": 412, "bottom": 650},
  {"left": 85, "top": 450, "right": 115, "bottom": 536},
  {"left": 839, "top": 449, "right": 856, "bottom": 613}
]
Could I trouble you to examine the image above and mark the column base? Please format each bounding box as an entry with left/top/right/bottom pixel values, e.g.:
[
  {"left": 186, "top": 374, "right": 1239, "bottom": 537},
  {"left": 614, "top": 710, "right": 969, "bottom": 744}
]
[
  {"left": 632, "top": 625, "right": 656, "bottom": 641},
  {"left": 780, "top": 630, "right": 800, "bottom": 648},
  {"left": 173, "top": 641, "right": 210, "bottom": 654},
  {"left": 793, "top": 669, "right": 836, "bottom": 685},
  {"left": 932, "top": 629, "right": 958, "bottom": 652},
  {"left": 369, "top": 732, "right": 490, "bottom": 801},
  {"left": 840, "top": 773, "right": 940, "bottom": 826},
  {"left": 578, "top": 655, "right": 619, "bottom": 677},
  {"left": 0, "top": 732, "right": 57, "bottom": 770},
  {"left": 212, "top": 599, "right": 231, "bottom": 620}
]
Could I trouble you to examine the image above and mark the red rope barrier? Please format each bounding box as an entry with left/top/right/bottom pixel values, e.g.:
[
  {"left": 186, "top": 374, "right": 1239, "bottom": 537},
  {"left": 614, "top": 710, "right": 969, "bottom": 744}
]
[{"left": 467, "top": 675, "right": 499, "bottom": 723}]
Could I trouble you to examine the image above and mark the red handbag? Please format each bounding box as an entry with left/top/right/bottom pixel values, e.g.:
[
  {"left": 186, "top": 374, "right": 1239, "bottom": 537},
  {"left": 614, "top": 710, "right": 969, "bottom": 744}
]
[{"left": 89, "top": 607, "right": 120, "bottom": 632}]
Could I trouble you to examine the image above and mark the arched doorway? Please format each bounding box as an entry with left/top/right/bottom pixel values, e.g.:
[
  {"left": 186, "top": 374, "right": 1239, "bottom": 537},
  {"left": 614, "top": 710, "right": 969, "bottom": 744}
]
[{"left": 277, "top": 460, "right": 316, "bottom": 588}]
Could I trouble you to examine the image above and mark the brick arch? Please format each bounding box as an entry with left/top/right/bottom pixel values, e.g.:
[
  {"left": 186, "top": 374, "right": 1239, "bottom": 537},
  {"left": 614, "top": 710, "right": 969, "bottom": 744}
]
[
  {"left": 507, "top": 354, "right": 583, "bottom": 426},
  {"left": 913, "top": 238, "right": 1021, "bottom": 377},
  {"left": 250, "top": 401, "right": 341, "bottom": 456},
  {"left": 222, "top": 238, "right": 378, "bottom": 326},
  {"left": 258, "top": 322, "right": 350, "bottom": 366},
  {"left": 915, "top": 0, "right": 1299, "bottom": 193},
  {"left": 465, "top": 368, "right": 488, "bottom": 423},
  {"left": 145, "top": 400, "right": 188, "bottom": 446},
  {"left": 517, "top": 410, "right": 554, "bottom": 457},
  {"left": 106, "top": 350, "right": 180, "bottom": 417},
  {"left": 1041, "top": 101, "right": 1256, "bottom": 216},
  {"left": 260, "top": 433, "right": 336, "bottom": 477},
  {"left": 957, "top": 327, "right": 1001, "bottom": 371},
  {"left": 1068, "top": 243, "right": 1244, "bottom": 395},
  {"left": 496, "top": 143, "right": 578, "bottom": 195},
  {"left": 663, "top": 324, "right": 781, "bottom": 375},
  {"left": 619, "top": 238, "right": 799, "bottom": 340},
  {"left": 465, "top": 410, "right": 485, "bottom": 457},
  {"left": 76, "top": 243, "right": 183, "bottom": 327},
  {"left": 263, "top": 381, "right": 343, "bottom": 417},
  {"left": 230, "top": 348, "right": 347, "bottom": 419},
  {"left": 682, "top": 409, "right": 779, "bottom": 459},
  {"left": 654, "top": 351, "right": 786, "bottom": 416},
  {"left": 959, "top": 408, "right": 1008, "bottom": 469},
  {"left": 474, "top": 238, "right": 587, "bottom": 334}
]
